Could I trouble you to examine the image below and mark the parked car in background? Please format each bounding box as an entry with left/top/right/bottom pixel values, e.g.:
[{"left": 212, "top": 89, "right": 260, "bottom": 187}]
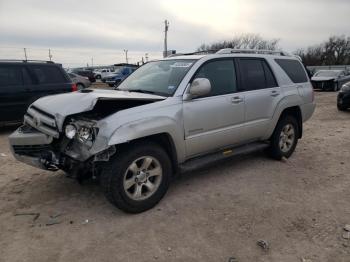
[
  {"left": 311, "top": 70, "right": 350, "bottom": 91},
  {"left": 105, "top": 66, "right": 137, "bottom": 87},
  {"left": 0, "top": 60, "right": 75, "bottom": 125},
  {"left": 94, "top": 68, "right": 114, "bottom": 80},
  {"left": 68, "top": 73, "right": 91, "bottom": 90},
  {"left": 337, "top": 81, "right": 350, "bottom": 111},
  {"left": 9, "top": 49, "right": 315, "bottom": 213},
  {"left": 72, "top": 69, "right": 96, "bottom": 83}
]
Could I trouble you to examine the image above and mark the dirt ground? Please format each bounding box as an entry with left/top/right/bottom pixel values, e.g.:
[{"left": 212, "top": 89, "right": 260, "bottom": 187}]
[{"left": 0, "top": 92, "right": 349, "bottom": 262}]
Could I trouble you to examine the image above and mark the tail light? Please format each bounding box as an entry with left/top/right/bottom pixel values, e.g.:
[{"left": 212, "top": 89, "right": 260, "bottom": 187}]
[{"left": 71, "top": 83, "right": 78, "bottom": 92}]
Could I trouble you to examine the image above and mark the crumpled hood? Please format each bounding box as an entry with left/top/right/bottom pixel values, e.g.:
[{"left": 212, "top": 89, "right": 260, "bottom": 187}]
[
  {"left": 31, "top": 89, "right": 166, "bottom": 118},
  {"left": 311, "top": 76, "right": 336, "bottom": 81}
]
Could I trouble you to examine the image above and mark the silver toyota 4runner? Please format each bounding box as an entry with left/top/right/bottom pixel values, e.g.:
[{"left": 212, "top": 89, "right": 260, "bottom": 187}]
[{"left": 9, "top": 49, "right": 315, "bottom": 213}]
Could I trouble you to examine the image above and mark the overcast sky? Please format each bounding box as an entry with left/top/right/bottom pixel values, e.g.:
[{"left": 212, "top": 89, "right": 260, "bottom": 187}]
[{"left": 0, "top": 0, "right": 349, "bottom": 67}]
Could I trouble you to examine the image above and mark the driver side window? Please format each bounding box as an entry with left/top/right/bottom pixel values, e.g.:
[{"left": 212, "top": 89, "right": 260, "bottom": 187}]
[{"left": 193, "top": 59, "right": 237, "bottom": 97}]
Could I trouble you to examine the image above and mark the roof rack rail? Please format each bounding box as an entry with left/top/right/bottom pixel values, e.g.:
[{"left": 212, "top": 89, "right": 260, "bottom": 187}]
[
  {"left": 216, "top": 48, "right": 290, "bottom": 56},
  {"left": 0, "top": 59, "right": 54, "bottom": 63},
  {"left": 167, "top": 50, "right": 217, "bottom": 57}
]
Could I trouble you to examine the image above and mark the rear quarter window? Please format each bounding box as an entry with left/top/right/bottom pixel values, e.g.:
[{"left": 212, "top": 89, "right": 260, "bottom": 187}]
[
  {"left": 275, "top": 59, "right": 308, "bottom": 83},
  {"left": 31, "top": 66, "right": 66, "bottom": 84}
]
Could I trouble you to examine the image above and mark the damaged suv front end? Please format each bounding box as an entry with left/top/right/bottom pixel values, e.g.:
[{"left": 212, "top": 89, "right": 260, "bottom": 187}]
[{"left": 9, "top": 89, "right": 166, "bottom": 178}]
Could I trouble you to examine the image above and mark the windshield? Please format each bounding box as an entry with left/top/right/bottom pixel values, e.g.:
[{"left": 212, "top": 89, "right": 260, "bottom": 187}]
[
  {"left": 117, "top": 59, "right": 196, "bottom": 96},
  {"left": 314, "top": 70, "right": 342, "bottom": 77}
]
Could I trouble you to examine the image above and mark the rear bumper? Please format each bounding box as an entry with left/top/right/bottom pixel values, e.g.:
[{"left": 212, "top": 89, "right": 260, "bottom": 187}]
[{"left": 301, "top": 102, "right": 316, "bottom": 122}]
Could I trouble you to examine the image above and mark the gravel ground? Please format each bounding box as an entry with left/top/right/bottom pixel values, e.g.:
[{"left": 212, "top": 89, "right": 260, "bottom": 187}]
[{"left": 0, "top": 92, "right": 349, "bottom": 262}]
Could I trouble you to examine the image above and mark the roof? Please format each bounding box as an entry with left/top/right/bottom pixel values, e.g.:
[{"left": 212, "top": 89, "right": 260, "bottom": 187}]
[{"left": 162, "top": 48, "right": 297, "bottom": 61}]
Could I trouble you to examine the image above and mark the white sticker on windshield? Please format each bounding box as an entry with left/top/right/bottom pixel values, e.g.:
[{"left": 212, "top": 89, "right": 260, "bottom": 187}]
[
  {"left": 170, "top": 62, "right": 193, "bottom": 68},
  {"left": 168, "top": 85, "right": 175, "bottom": 90}
]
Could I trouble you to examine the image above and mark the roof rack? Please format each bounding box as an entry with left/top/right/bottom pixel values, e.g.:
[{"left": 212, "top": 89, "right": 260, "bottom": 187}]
[
  {"left": 216, "top": 48, "right": 290, "bottom": 56},
  {"left": 167, "top": 50, "right": 217, "bottom": 57},
  {"left": 0, "top": 59, "right": 54, "bottom": 63}
]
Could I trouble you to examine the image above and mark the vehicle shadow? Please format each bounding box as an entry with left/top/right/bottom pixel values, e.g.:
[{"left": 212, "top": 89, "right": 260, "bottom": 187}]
[{"left": 0, "top": 124, "right": 20, "bottom": 135}]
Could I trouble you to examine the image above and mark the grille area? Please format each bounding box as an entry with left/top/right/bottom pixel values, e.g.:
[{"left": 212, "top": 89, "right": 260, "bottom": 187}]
[
  {"left": 24, "top": 105, "right": 59, "bottom": 138},
  {"left": 312, "top": 80, "right": 334, "bottom": 90},
  {"left": 13, "top": 144, "right": 51, "bottom": 156}
]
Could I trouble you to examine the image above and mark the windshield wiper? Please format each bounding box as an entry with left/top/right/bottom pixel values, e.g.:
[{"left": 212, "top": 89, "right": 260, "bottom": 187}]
[{"left": 128, "top": 89, "right": 157, "bottom": 94}]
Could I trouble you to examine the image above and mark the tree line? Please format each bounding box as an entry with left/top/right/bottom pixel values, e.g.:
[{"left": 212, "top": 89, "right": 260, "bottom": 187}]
[{"left": 197, "top": 34, "right": 350, "bottom": 66}]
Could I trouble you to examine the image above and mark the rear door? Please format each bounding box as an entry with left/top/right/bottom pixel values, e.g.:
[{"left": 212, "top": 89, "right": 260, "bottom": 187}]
[
  {"left": 183, "top": 59, "right": 246, "bottom": 157},
  {"left": 28, "top": 65, "right": 71, "bottom": 102},
  {"left": 0, "top": 64, "right": 30, "bottom": 122},
  {"left": 237, "top": 58, "right": 280, "bottom": 141}
]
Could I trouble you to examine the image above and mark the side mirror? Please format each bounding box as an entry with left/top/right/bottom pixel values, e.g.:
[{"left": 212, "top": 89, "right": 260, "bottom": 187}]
[{"left": 185, "top": 78, "right": 211, "bottom": 100}]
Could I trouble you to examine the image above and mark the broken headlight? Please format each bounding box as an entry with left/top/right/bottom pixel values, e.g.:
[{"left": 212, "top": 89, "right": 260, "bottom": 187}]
[
  {"left": 64, "top": 119, "right": 98, "bottom": 144},
  {"left": 78, "top": 126, "right": 94, "bottom": 142}
]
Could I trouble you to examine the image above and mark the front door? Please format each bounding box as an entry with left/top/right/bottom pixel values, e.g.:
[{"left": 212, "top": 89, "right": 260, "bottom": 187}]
[{"left": 183, "top": 59, "right": 245, "bottom": 157}]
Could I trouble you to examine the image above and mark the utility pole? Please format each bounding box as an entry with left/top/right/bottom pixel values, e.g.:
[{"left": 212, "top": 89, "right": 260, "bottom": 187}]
[
  {"left": 91, "top": 57, "right": 94, "bottom": 67},
  {"left": 163, "top": 20, "right": 169, "bottom": 58},
  {"left": 123, "top": 49, "right": 128, "bottom": 64},
  {"left": 145, "top": 53, "right": 149, "bottom": 62},
  {"left": 48, "top": 49, "right": 52, "bottom": 61},
  {"left": 24, "top": 48, "right": 28, "bottom": 60}
]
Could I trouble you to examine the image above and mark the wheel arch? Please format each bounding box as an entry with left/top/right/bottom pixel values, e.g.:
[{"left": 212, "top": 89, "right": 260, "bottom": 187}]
[{"left": 113, "top": 133, "right": 179, "bottom": 173}]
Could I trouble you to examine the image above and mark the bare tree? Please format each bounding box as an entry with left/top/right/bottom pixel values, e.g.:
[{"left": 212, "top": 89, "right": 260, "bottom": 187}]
[
  {"left": 197, "top": 33, "right": 280, "bottom": 52},
  {"left": 295, "top": 35, "right": 350, "bottom": 66}
]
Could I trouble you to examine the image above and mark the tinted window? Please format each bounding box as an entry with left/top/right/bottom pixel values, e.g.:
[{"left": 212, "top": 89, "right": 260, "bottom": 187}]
[
  {"left": 275, "top": 59, "right": 308, "bottom": 83},
  {"left": 240, "top": 59, "right": 266, "bottom": 91},
  {"left": 32, "top": 66, "right": 66, "bottom": 84},
  {"left": 193, "top": 59, "right": 237, "bottom": 96},
  {"left": 263, "top": 61, "right": 277, "bottom": 88},
  {"left": 22, "top": 67, "right": 32, "bottom": 85},
  {"left": 0, "top": 66, "right": 23, "bottom": 86}
]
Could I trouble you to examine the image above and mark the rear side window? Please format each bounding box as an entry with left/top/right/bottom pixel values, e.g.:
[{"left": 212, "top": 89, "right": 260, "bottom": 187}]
[
  {"left": 275, "top": 59, "right": 308, "bottom": 83},
  {"left": 0, "top": 66, "right": 23, "bottom": 86},
  {"left": 31, "top": 66, "right": 66, "bottom": 84},
  {"left": 194, "top": 59, "right": 237, "bottom": 96},
  {"left": 262, "top": 62, "right": 277, "bottom": 88}
]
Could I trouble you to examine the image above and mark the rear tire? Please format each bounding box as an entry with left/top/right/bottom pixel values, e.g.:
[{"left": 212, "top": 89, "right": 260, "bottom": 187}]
[
  {"left": 337, "top": 104, "right": 347, "bottom": 111},
  {"left": 269, "top": 115, "right": 299, "bottom": 160},
  {"left": 76, "top": 83, "right": 85, "bottom": 90},
  {"left": 100, "top": 141, "right": 172, "bottom": 213}
]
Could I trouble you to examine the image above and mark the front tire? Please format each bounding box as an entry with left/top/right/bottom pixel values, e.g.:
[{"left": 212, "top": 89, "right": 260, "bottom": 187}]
[
  {"left": 337, "top": 104, "right": 347, "bottom": 111},
  {"left": 269, "top": 115, "right": 299, "bottom": 160},
  {"left": 101, "top": 141, "right": 172, "bottom": 213}
]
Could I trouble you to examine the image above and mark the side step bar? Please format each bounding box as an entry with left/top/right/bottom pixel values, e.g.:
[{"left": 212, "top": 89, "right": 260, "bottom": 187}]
[{"left": 179, "top": 142, "right": 269, "bottom": 173}]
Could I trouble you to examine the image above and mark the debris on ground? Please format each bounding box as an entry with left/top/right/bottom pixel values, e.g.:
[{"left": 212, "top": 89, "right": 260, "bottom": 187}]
[
  {"left": 228, "top": 257, "right": 238, "bottom": 262},
  {"left": 257, "top": 240, "right": 270, "bottom": 251},
  {"left": 82, "top": 219, "right": 90, "bottom": 225},
  {"left": 301, "top": 258, "right": 312, "bottom": 262},
  {"left": 14, "top": 212, "right": 40, "bottom": 222},
  {"left": 50, "top": 213, "right": 63, "bottom": 219},
  {"left": 46, "top": 218, "right": 62, "bottom": 226},
  {"left": 344, "top": 224, "right": 350, "bottom": 232},
  {"left": 167, "top": 247, "right": 172, "bottom": 252},
  {"left": 0, "top": 153, "right": 7, "bottom": 157},
  {"left": 342, "top": 231, "right": 350, "bottom": 240},
  {"left": 281, "top": 157, "right": 288, "bottom": 163}
]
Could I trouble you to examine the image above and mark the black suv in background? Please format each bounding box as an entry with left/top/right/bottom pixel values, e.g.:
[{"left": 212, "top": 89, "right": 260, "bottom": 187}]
[
  {"left": 0, "top": 60, "right": 76, "bottom": 125},
  {"left": 71, "top": 69, "right": 96, "bottom": 83}
]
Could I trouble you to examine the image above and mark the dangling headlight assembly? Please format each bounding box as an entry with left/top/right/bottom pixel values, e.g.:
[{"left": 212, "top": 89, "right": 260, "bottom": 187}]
[{"left": 78, "top": 126, "right": 94, "bottom": 142}]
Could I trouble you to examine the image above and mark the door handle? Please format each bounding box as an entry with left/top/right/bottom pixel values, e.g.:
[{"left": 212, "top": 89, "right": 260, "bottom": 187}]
[
  {"left": 270, "top": 90, "right": 280, "bottom": 97},
  {"left": 231, "top": 96, "right": 243, "bottom": 104}
]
